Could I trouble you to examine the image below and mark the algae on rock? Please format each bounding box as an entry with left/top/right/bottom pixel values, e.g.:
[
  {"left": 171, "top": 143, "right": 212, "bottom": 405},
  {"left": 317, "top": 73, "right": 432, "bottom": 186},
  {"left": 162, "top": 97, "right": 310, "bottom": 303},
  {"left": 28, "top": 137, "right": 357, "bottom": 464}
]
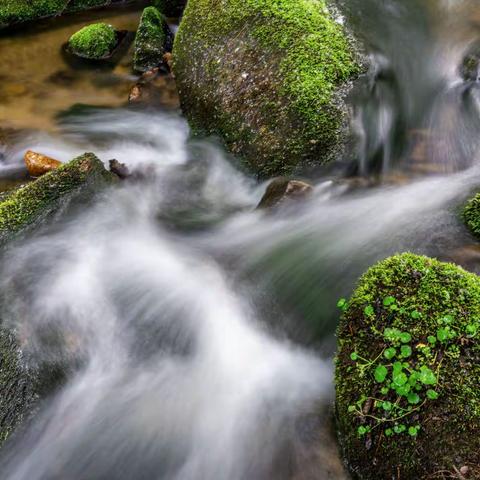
[
  {"left": 336, "top": 253, "right": 480, "bottom": 479},
  {"left": 463, "top": 192, "right": 480, "bottom": 239},
  {"left": 173, "top": 0, "right": 361, "bottom": 177},
  {"left": 133, "top": 6, "right": 172, "bottom": 72},
  {"left": 68, "top": 23, "right": 117, "bottom": 59},
  {"left": 0, "top": 152, "right": 116, "bottom": 246}
]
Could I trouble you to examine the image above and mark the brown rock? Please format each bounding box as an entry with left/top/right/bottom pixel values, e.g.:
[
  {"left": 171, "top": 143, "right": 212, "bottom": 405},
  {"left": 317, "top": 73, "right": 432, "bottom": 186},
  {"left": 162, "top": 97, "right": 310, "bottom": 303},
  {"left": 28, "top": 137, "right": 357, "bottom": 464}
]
[
  {"left": 24, "top": 150, "right": 62, "bottom": 178},
  {"left": 257, "top": 177, "right": 313, "bottom": 209},
  {"left": 109, "top": 159, "right": 130, "bottom": 179},
  {"left": 163, "top": 52, "right": 173, "bottom": 73}
]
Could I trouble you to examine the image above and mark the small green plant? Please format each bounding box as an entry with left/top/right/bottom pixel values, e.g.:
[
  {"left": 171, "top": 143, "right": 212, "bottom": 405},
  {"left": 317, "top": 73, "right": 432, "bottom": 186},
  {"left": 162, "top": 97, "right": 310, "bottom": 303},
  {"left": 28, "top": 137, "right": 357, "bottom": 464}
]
[{"left": 337, "top": 294, "right": 479, "bottom": 438}]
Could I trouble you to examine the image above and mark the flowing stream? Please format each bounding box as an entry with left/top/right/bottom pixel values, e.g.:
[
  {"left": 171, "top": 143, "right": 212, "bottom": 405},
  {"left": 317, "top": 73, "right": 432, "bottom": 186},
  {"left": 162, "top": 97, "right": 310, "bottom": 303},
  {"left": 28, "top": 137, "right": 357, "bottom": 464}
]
[{"left": 1, "top": 1, "right": 480, "bottom": 479}]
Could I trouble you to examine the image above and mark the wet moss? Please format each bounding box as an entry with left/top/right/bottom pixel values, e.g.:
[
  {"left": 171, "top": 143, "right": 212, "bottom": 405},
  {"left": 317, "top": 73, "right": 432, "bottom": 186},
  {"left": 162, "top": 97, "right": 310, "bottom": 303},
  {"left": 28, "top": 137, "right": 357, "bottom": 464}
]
[
  {"left": 463, "top": 193, "right": 480, "bottom": 239},
  {"left": 0, "top": 152, "right": 116, "bottom": 246},
  {"left": 65, "top": 0, "right": 112, "bottom": 13},
  {"left": 151, "top": 0, "right": 186, "bottom": 17},
  {"left": 133, "top": 6, "right": 170, "bottom": 72},
  {"left": 0, "top": 0, "right": 68, "bottom": 28},
  {"left": 173, "top": 0, "right": 361, "bottom": 177},
  {"left": 68, "top": 23, "right": 117, "bottom": 59},
  {"left": 336, "top": 253, "right": 480, "bottom": 479}
]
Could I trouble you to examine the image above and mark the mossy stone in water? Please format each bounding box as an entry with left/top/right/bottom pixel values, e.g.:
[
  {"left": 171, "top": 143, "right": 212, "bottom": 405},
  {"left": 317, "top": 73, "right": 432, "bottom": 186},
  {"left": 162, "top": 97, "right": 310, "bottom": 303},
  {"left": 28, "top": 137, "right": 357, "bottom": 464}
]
[
  {"left": 133, "top": 6, "right": 170, "bottom": 72},
  {"left": 0, "top": 152, "right": 116, "bottom": 246},
  {"left": 68, "top": 23, "right": 117, "bottom": 60},
  {"left": 336, "top": 253, "right": 480, "bottom": 479},
  {"left": 173, "top": 0, "right": 361, "bottom": 177},
  {"left": 463, "top": 193, "right": 480, "bottom": 239},
  {"left": 0, "top": 0, "right": 68, "bottom": 28}
]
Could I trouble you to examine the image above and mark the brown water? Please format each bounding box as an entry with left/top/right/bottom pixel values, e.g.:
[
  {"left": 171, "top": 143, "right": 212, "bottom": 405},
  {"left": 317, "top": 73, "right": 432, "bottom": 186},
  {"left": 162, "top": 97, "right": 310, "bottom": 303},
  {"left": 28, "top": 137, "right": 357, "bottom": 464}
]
[{"left": 0, "top": 5, "right": 178, "bottom": 132}]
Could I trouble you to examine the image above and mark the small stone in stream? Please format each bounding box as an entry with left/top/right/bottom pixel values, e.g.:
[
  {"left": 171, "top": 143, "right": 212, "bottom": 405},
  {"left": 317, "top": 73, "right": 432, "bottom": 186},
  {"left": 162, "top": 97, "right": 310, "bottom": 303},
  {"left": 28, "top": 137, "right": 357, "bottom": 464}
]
[
  {"left": 128, "top": 83, "right": 144, "bottom": 103},
  {"left": 460, "top": 466, "right": 470, "bottom": 476},
  {"left": 109, "top": 159, "right": 130, "bottom": 179},
  {"left": 133, "top": 7, "right": 173, "bottom": 73},
  {"left": 48, "top": 70, "right": 78, "bottom": 86},
  {"left": 257, "top": 177, "right": 313, "bottom": 209},
  {"left": 68, "top": 23, "right": 117, "bottom": 60},
  {"left": 163, "top": 52, "right": 173, "bottom": 73},
  {"left": 141, "top": 67, "right": 160, "bottom": 83},
  {"left": 24, "top": 150, "right": 62, "bottom": 178}
]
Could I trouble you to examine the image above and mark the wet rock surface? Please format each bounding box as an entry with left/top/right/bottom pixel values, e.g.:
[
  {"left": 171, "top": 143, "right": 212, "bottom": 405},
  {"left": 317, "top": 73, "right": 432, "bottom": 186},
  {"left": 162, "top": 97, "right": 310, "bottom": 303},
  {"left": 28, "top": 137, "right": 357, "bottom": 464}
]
[
  {"left": 24, "top": 150, "right": 62, "bottom": 178},
  {"left": 257, "top": 178, "right": 313, "bottom": 209}
]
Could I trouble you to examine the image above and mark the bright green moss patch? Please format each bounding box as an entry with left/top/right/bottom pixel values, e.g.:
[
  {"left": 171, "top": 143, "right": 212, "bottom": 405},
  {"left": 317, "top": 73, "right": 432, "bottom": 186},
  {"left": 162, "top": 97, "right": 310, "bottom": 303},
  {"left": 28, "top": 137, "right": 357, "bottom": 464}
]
[
  {"left": 174, "top": 0, "right": 360, "bottom": 176},
  {"left": 0, "top": 153, "right": 116, "bottom": 245},
  {"left": 0, "top": 0, "right": 68, "bottom": 28},
  {"left": 463, "top": 192, "right": 480, "bottom": 238},
  {"left": 336, "top": 253, "right": 480, "bottom": 479},
  {"left": 68, "top": 23, "right": 117, "bottom": 59},
  {"left": 133, "top": 6, "right": 169, "bottom": 72}
]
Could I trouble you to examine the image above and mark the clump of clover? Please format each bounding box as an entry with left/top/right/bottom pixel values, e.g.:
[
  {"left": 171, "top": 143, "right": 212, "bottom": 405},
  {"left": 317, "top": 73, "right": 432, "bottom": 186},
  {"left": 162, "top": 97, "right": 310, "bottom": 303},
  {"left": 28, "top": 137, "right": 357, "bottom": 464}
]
[{"left": 336, "top": 295, "right": 479, "bottom": 439}]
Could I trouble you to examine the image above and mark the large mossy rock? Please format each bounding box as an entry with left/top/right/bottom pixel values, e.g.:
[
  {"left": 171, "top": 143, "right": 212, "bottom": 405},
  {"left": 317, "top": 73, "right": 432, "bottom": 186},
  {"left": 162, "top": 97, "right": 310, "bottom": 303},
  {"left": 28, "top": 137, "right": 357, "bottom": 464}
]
[
  {"left": 0, "top": 152, "right": 116, "bottom": 246},
  {"left": 173, "top": 0, "right": 361, "bottom": 177},
  {"left": 336, "top": 253, "right": 480, "bottom": 479},
  {"left": 0, "top": 0, "right": 133, "bottom": 29},
  {"left": 463, "top": 192, "right": 480, "bottom": 239},
  {"left": 133, "top": 6, "right": 172, "bottom": 72},
  {"left": 0, "top": 152, "right": 115, "bottom": 447}
]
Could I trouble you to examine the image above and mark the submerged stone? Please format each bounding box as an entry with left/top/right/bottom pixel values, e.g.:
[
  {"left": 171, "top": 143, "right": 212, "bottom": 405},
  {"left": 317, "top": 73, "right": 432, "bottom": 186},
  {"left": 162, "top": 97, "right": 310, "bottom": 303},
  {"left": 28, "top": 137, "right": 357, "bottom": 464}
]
[
  {"left": 68, "top": 23, "right": 117, "bottom": 60},
  {"left": 173, "top": 0, "right": 362, "bottom": 177},
  {"left": 336, "top": 253, "right": 480, "bottom": 479},
  {"left": 133, "top": 6, "right": 172, "bottom": 73},
  {"left": 0, "top": 152, "right": 116, "bottom": 246}
]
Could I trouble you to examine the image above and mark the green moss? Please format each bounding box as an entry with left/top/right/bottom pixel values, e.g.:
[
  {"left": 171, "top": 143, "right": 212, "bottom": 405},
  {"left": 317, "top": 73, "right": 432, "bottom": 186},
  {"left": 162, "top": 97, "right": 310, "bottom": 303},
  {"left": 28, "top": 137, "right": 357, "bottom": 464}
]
[
  {"left": 463, "top": 193, "right": 480, "bottom": 238},
  {"left": 173, "top": 0, "right": 360, "bottom": 177},
  {"left": 151, "top": 0, "right": 186, "bottom": 17},
  {"left": 0, "top": 153, "right": 116, "bottom": 246},
  {"left": 0, "top": 0, "right": 68, "bottom": 28},
  {"left": 65, "top": 0, "right": 112, "bottom": 13},
  {"left": 68, "top": 23, "right": 117, "bottom": 59},
  {"left": 336, "top": 253, "right": 480, "bottom": 479},
  {"left": 133, "top": 6, "right": 169, "bottom": 72}
]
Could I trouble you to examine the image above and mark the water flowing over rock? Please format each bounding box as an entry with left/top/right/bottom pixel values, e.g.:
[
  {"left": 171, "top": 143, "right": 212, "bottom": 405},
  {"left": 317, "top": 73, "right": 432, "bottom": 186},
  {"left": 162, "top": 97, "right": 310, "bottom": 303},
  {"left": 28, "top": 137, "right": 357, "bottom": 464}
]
[
  {"left": 257, "top": 178, "right": 313, "bottom": 209},
  {"left": 0, "top": 152, "right": 117, "bottom": 246},
  {"left": 173, "top": 0, "right": 362, "bottom": 177}
]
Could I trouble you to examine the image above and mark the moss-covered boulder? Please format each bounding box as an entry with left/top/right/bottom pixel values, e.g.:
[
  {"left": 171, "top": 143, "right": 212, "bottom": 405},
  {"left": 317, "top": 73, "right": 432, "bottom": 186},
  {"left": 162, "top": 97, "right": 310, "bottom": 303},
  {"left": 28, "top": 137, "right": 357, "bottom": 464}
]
[
  {"left": 152, "top": 0, "right": 187, "bottom": 17},
  {"left": 173, "top": 0, "right": 361, "bottom": 177},
  {"left": 68, "top": 23, "right": 117, "bottom": 60},
  {"left": 463, "top": 192, "right": 480, "bottom": 239},
  {"left": 0, "top": 152, "right": 116, "bottom": 246},
  {"left": 0, "top": 0, "right": 67, "bottom": 28},
  {"left": 336, "top": 253, "right": 480, "bottom": 479},
  {"left": 133, "top": 6, "right": 172, "bottom": 72},
  {"left": 0, "top": 0, "right": 131, "bottom": 30}
]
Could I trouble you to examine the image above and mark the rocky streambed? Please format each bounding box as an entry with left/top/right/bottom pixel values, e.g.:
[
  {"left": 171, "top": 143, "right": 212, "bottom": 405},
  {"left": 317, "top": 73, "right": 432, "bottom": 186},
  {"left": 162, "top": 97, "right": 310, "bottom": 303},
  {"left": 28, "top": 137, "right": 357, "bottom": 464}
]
[{"left": 1, "top": 1, "right": 480, "bottom": 479}]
